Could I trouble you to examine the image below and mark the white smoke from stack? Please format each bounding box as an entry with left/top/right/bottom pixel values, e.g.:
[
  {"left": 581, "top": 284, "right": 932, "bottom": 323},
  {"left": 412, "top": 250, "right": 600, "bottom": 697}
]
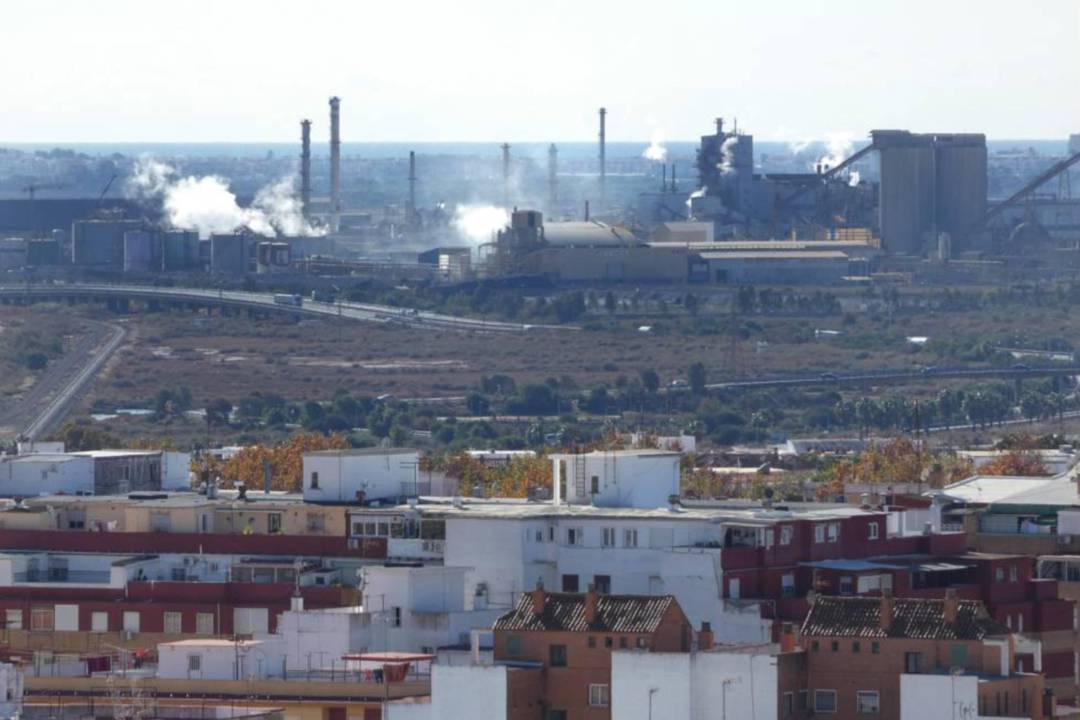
[
  {"left": 816, "top": 132, "right": 856, "bottom": 173},
  {"left": 686, "top": 186, "right": 707, "bottom": 218},
  {"left": 848, "top": 171, "right": 861, "bottom": 187},
  {"left": 718, "top": 137, "right": 739, "bottom": 175},
  {"left": 453, "top": 204, "right": 509, "bottom": 247},
  {"left": 642, "top": 130, "right": 668, "bottom": 162},
  {"left": 126, "top": 157, "right": 324, "bottom": 239}
]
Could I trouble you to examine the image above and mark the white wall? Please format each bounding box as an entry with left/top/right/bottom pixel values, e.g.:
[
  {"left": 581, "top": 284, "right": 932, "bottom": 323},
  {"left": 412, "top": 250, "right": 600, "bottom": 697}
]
[
  {"left": 553, "top": 452, "right": 681, "bottom": 508},
  {"left": 158, "top": 641, "right": 284, "bottom": 680},
  {"left": 431, "top": 664, "right": 507, "bottom": 720},
  {"left": 1058, "top": 509, "right": 1080, "bottom": 535},
  {"left": 277, "top": 608, "right": 365, "bottom": 670},
  {"left": 162, "top": 452, "right": 191, "bottom": 489},
  {"left": 0, "top": 455, "right": 94, "bottom": 497},
  {"left": 899, "top": 673, "right": 979, "bottom": 720},
  {"left": 303, "top": 451, "right": 419, "bottom": 502},
  {"left": 612, "top": 650, "right": 779, "bottom": 720}
]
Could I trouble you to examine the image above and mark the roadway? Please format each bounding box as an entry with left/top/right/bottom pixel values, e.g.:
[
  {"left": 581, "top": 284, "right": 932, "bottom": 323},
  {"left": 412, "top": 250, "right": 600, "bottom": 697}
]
[
  {"left": 700, "top": 364, "right": 1080, "bottom": 391},
  {"left": 0, "top": 284, "right": 574, "bottom": 334},
  {"left": 0, "top": 319, "right": 127, "bottom": 442}
]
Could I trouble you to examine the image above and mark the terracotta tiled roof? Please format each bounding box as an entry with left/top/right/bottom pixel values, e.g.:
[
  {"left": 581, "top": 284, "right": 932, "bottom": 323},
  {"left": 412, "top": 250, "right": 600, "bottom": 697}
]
[
  {"left": 494, "top": 592, "right": 676, "bottom": 633},
  {"left": 801, "top": 596, "right": 1009, "bottom": 641}
]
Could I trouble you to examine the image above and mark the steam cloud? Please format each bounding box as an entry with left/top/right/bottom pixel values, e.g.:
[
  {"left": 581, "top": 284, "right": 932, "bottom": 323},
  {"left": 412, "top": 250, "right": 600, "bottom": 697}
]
[
  {"left": 686, "top": 186, "right": 707, "bottom": 218},
  {"left": 453, "top": 204, "right": 509, "bottom": 247},
  {"left": 642, "top": 130, "right": 667, "bottom": 162},
  {"left": 848, "top": 171, "right": 861, "bottom": 187},
  {"left": 718, "top": 137, "right": 739, "bottom": 175},
  {"left": 127, "top": 158, "right": 324, "bottom": 239},
  {"left": 817, "top": 132, "right": 855, "bottom": 173}
]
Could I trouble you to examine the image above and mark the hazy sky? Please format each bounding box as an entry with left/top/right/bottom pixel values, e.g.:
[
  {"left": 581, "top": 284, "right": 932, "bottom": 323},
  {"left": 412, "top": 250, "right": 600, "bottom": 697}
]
[{"left": 1, "top": 0, "right": 1077, "bottom": 143}]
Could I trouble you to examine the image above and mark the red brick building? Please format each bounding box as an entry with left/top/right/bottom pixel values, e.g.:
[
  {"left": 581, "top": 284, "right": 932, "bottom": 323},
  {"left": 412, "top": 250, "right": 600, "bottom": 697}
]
[
  {"left": 492, "top": 586, "right": 694, "bottom": 720},
  {"left": 800, "top": 592, "right": 1047, "bottom": 720}
]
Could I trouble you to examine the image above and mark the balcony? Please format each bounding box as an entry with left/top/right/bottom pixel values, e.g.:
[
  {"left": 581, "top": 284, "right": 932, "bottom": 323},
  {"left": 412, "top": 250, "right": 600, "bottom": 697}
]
[
  {"left": 13, "top": 569, "right": 112, "bottom": 585},
  {"left": 387, "top": 538, "right": 445, "bottom": 560}
]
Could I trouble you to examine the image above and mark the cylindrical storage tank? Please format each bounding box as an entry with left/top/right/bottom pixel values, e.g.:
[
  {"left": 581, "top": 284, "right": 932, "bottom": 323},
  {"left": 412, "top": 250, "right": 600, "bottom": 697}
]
[
  {"left": 210, "top": 233, "right": 247, "bottom": 274},
  {"left": 27, "top": 240, "right": 60, "bottom": 266},
  {"left": 163, "top": 231, "right": 199, "bottom": 271},
  {"left": 123, "top": 230, "right": 155, "bottom": 272}
]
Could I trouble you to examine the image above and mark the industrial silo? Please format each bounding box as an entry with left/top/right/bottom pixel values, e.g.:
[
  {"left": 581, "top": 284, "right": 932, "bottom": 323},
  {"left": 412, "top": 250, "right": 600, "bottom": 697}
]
[
  {"left": 72, "top": 219, "right": 141, "bottom": 267},
  {"left": 933, "top": 134, "right": 987, "bottom": 253},
  {"left": 162, "top": 230, "right": 199, "bottom": 271},
  {"left": 873, "top": 130, "right": 934, "bottom": 255},
  {"left": 123, "top": 230, "right": 160, "bottom": 272},
  {"left": 210, "top": 233, "right": 249, "bottom": 274}
]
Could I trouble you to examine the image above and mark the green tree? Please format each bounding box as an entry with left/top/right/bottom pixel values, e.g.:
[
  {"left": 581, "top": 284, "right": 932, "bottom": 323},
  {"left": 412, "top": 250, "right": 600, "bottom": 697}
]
[
  {"left": 640, "top": 369, "right": 661, "bottom": 394},
  {"left": 688, "top": 362, "right": 708, "bottom": 396}
]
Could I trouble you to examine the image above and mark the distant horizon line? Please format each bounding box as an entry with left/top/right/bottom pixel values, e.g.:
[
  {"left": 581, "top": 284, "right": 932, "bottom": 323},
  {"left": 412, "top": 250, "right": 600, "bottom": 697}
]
[{"left": 0, "top": 137, "right": 1068, "bottom": 146}]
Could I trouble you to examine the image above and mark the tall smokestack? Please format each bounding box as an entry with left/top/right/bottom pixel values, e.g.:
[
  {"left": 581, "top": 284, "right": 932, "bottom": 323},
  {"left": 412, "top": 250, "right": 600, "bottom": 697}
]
[
  {"left": 329, "top": 96, "right": 341, "bottom": 231},
  {"left": 300, "top": 119, "right": 312, "bottom": 219},
  {"left": 407, "top": 151, "right": 417, "bottom": 223},
  {"left": 598, "top": 107, "right": 607, "bottom": 200},
  {"left": 548, "top": 143, "right": 558, "bottom": 214},
  {"left": 501, "top": 143, "right": 511, "bottom": 208}
]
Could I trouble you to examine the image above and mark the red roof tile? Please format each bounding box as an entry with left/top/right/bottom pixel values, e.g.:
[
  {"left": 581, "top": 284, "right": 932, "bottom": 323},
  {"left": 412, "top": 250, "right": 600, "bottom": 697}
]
[
  {"left": 494, "top": 592, "right": 676, "bottom": 634},
  {"left": 801, "top": 596, "right": 1009, "bottom": 641}
]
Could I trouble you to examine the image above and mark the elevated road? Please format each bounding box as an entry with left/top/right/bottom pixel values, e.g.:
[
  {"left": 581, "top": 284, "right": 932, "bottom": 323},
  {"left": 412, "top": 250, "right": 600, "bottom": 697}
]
[
  {"left": 703, "top": 364, "right": 1080, "bottom": 391},
  {"left": 0, "top": 283, "right": 573, "bottom": 333}
]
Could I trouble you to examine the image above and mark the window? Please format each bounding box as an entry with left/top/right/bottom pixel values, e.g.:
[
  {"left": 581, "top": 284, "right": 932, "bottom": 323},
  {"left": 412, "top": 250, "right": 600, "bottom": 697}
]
[
  {"left": 839, "top": 576, "right": 854, "bottom": 595},
  {"left": 534, "top": 530, "right": 544, "bottom": 543},
  {"left": 594, "top": 575, "right": 611, "bottom": 594},
  {"left": 562, "top": 574, "right": 579, "bottom": 593},
  {"left": 811, "top": 640, "right": 820, "bottom": 652},
  {"left": 619, "top": 636, "right": 627, "bottom": 648},
  {"left": 636, "top": 637, "right": 648, "bottom": 648},
  {"left": 995, "top": 567, "right": 1005, "bottom": 583},
  {"left": 950, "top": 644, "right": 968, "bottom": 668},
  {"left": 309, "top": 471, "right": 319, "bottom": 489},
  {"left": 30, "top": 607, "right": 53, "bottom": 631},
  {"left": 268, "top": 514, "right": 282, "bottom": 534},
  {"left": 588, "top": 684, "right": 610, "bottom": 708},
  {"left": 590, "top": 476, "right": 600, "bottom": 495},
  {"left": 91, "top": 612, "right": 108, "bottom": 632},
  {"left": 765, "top": 529, "right": 775, "bottom": 547},
  {"left": 196, "top": 612, "right": 214, "bottom": 635},
  {"left": 905, "top": 652, "right": 922, "bottom": 674},
  {"left": 601, "top": 528, "right": 616, "bottom": 548},
  {"left": 306, "top": 514, "right": 326, "bottom": 533},
  {"left": 1010, "top": 565, "right": 1019, "bottom": 582},
  {"left": 548, "top": 712, "right": 568, "bottom": 720},
  {"left": 604, "top": 636, "right": 613, "bottom": 648},
  {"left": 798, "top": 690, "right": 808, "bottom": 711},
  {"left": 852, "top": 641, "right": 861, "bottom": 653},
  {"left": 814, "top": 690, "right": 837, "bottom": 714},
  {"left": 548, "top": 526, "right": 555, "bottom": 542},
  {"left": 814, "top": 525, "right": 826, "bottom": 543},
  {"left": 780, "top": 526, "right": 793, "bottom": 545},
  {"left": 831, "top": 641, "right": 839, "bottom": 652},
  {"left": 392, "top": 607, "right": 402, "bottom": 628},
  {"left": 549, "top": 644, "right": 567, "bottom": 667},
  {"left": 856, "top": 691, "right": 880, "bottom": 714},
  {"left": 588, "top": 636, "right": 596, "bottom": 648},
  {"left": 505, "top": 634, "right": 523, "bottom": 657},
  {"left": 782, "top": 573, "right": 796, "bottom": 597},
  {"left": 624, "top": 528, "right": 638, "bottom": 547},
  {"left": 123, "top": 611, "right": 141, "bottom": 633},
  {"left": 163, "top": 612, "right": 182, "bottom": 634},
  {"left": 868, "top": 522, "right": 879, "bottom": 540},
  {"left": 4, "top": 610, "right": 21, "bottom": 630},
  {"left": 566, "top": 528, "right": 582, "bottom": 546},
  {"left": 783, "top": 692, "right": 794, "bottom": 716},
  {"left": 827, "top": 523, "right": 839, "bottom": 542},
  {"left": 871, "top": 642, "right": 880, "bottom": 654},
  {"left": 187, "top": 654, "right": 201, "bottom": 673}
]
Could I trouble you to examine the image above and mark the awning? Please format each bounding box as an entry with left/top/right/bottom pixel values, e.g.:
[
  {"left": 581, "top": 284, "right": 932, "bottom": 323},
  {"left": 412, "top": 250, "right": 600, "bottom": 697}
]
[{"left": 914, "top": 562, "right": 971, "bottom": 573}]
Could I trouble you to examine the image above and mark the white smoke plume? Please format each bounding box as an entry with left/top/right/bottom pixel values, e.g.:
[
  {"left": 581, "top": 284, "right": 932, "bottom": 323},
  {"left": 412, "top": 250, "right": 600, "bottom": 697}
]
[
  {"left": 848, "top": 171, "right": 861, "bottom": 187},
  {"left": 126, "top": 157, "right": 324, "bottom": 239},
  {"left": 452, "top": 204, "right": 509, "bottom": 247},
  {"left": 642, "top": 130, "right": 667, "bottom": 162},
  {"left": 816, "top": 132, "right": 856, "bottom": 173},
  {"left": 686, "top": 186, "right": 707, "bottom": 218},
  {"left": 718, "top": 137, "right": 739, "bottom": 175}
]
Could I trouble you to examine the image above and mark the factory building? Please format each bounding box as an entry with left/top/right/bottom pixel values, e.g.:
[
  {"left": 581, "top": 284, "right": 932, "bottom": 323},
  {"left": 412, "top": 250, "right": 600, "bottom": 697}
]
[
  {"left": 71, "top": 218, "right": 144, "bottom": 267},
  {"left": 209, "top": 232, "right": 249, "bottom": 274},
  {"left": 696, "top": 249, "right": 852, "bottom": 285},
  {"left": 873, "top": 130, "right": 987, "bottom": 256}
]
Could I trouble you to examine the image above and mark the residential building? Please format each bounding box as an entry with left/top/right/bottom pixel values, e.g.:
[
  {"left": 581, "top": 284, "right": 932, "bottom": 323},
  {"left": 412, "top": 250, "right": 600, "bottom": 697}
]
[
  {"left": 801, "top": 592, "right": 1047, "bottom": 720},
  {"left": 302, "top": 448, "right": 420, "bottom": 503},
  {"left": 0, "top": 449, "right": 190, "bottom": 497},
  {"left": 550, "top": 450, "right": 681, "bottom": 508}
]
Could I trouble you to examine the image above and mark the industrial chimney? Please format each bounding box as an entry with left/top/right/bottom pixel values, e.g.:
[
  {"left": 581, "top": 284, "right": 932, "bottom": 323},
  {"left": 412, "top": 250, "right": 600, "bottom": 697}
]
[
  {"left": 598, "top": 107, "right": 607, "bottom": 199},
  {"left": 548, "top": 143, "right": 558, "bottom": 214},
  {"left": 501, "top": 143, "right": 511, "bottom": 208},
  {"left": 407, "top": 151, "right": 417, "bottom": 224},
  {"left": 329, "top": 96, "right": 341, "bottom": 231},
  {"left": 300, "top": 119, "right": 312, "bottom": 219}
]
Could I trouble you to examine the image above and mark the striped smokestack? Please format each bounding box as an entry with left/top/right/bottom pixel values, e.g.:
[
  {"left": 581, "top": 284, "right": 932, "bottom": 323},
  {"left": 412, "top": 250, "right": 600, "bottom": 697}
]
[
  {"left": 300, "top": 119, "right": 312, "bottom": 219},
  {"left": 329, "top": 96, "right": 341, "bottom": 230}
]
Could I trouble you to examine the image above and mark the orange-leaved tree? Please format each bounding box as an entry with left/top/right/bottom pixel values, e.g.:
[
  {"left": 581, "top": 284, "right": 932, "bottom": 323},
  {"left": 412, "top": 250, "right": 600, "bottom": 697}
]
[{"left": 194, "top": 433, "right": 348, "bottom": 491}]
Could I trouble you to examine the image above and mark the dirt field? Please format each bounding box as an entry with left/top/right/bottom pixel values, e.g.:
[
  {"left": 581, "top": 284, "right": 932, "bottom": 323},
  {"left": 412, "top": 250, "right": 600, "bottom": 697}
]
[{"left": 1, "top": 299, "right": 1074, "bottom": 416}]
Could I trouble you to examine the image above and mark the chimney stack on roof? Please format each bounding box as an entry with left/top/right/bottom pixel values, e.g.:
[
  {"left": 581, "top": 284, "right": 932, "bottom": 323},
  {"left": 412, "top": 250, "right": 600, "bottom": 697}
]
[
  {"left": 584, "top": 584, "right": 599, "bottom": 626},
  {"left": 943, "top": 588, "right": 959, "bottom": 624},
  {"left": 329, "top": 96, "right": 341, "bottom": 231},
  {"left": 531, "top": 582, "right": 546, "bottom": 616},
  {"left": 698, "top": 621, "right": 714, "bottom": 651},
  {"left": 880, "top": 589, "right": 895, "bottom": 632}
]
